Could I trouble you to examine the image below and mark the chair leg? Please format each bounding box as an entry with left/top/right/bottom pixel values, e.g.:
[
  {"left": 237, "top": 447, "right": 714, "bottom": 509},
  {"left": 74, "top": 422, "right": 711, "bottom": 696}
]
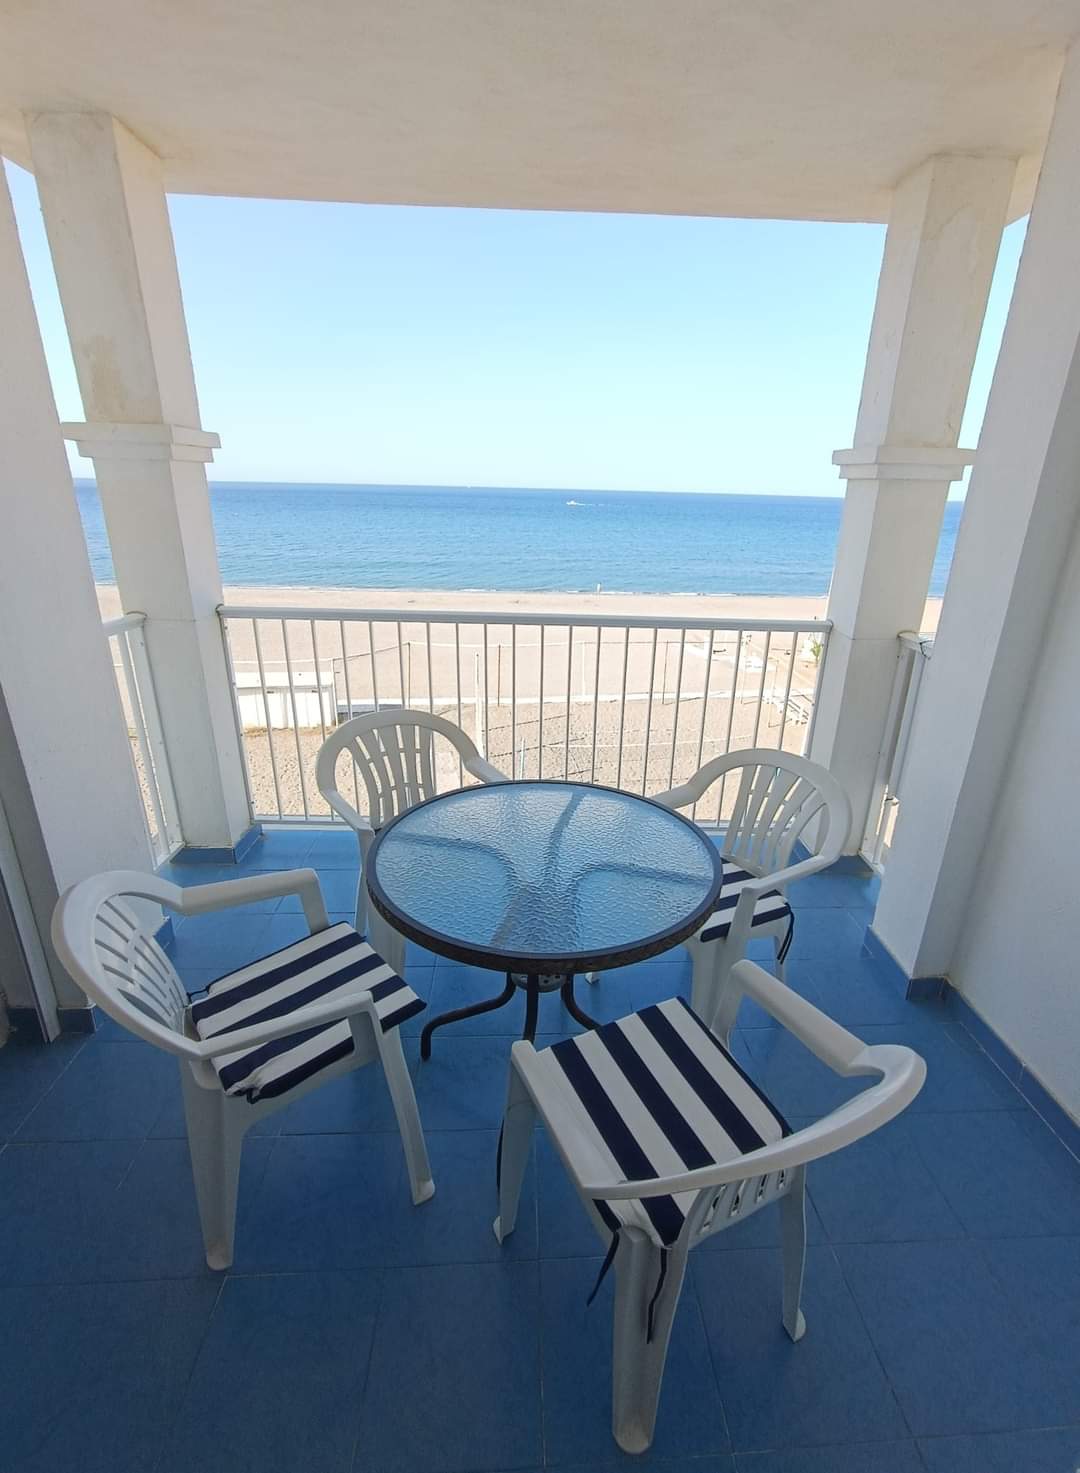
[
  {"left": 369, "top": 904, "right": 406, "bottom": 979},
  {"left": 688, "top": 936, "right": 720, "bottom": 1019},
  {"left": 779, "top": 1166, "right": 808, "bottom": 1342},
  {"left": 493, "top": 1063, "right": 536, "bottom": 1242},
  {"left": 610, "top": 1231, "right": 689, "bottom": 1454},
  {"left": 379, "top": 1028, "right": 435, "bottom": 1205},
  {"left": 584, "top": 971, "right": 600, "bottom": 985},
  {"left": 354, "top": 880, "right": 368, "bottom": 938},
  {"left": 180, "top": 1062, "right": 247, "bottom": 1271}
]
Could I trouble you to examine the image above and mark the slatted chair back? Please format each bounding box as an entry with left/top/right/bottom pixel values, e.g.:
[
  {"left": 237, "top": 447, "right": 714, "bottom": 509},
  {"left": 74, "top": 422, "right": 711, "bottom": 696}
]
[
  {"left": 317, "top": 708, "right": 490, "bottom": 830},
  {"left": 52, "top": 871, "right": 198, "bottom": 1056},
  {"left": 657, "top": 748, "right": 849, "bottom": 876}
]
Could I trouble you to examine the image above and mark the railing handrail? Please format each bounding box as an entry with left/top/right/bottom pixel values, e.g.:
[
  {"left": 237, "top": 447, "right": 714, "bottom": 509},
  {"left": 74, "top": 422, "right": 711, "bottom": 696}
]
[
  {"left": 101, "top": 610, "right": 147, "bottom": 636},
  {"left": 219, "top": 602, "right": 832, "bottom": 635}
]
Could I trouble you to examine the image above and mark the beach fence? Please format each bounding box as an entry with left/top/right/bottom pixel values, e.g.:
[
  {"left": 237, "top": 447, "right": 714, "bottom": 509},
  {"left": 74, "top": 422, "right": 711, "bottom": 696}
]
[{"left": 217, "top": 605, "right": 833, "bottom": 828}]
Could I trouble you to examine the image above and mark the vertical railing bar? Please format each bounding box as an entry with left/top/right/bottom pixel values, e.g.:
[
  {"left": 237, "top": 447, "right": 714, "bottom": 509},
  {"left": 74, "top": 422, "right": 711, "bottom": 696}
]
[
  {"left": 396, "top": 620, "right": 406, "bottom": 706},
  {"left": 615, "top": 626, "right": 630, "bottom": 791},
  {"left": 116, "top": 629, "right": 169, "bottom": 860},
  {"left": 483, "top": 622, "right": 491, "bottom": 773},
  {"left": 776, "top": 629, "right": 798, "bottom": 753},
  {"left": 368, "top": 619, "right": 381, "bottom": 713},
  {"left": 640, "top": 627, "right": 659, "bottom": 795},
  {"left": 589, "top": 625, "right": 601, "bottom": 785},
  {"left": 252, "top": 618, "right": 284, "bottom": 821},
  {"left": 281, "top": 618, "right": 311, "bottom": 820},
  {"left": 666, "top": 627, "right": 688, "bottom": 792},
  {"left": 425, "top": 622, "right": 435, "bottom": 714},
  {"left": 309, "top": 618, "right": 332, "bottom": 820},
  {"left": 717, "top": 627, "right": 744, "bottom": 825},
  {"left": 751, "top": 631, "right": 772, "bottom": 747},
  {"left": 216, "top": 615, "right": 254, "bottom": 837},
  {"left": 338, "top": 618, "right": 361, "bottom": 816},
  {"left": 454, "top": 624, "right": 464, "bottom": 784},
  {"left": 538, "top": 624, "right": 546, "bottom": 780},
  {"left": 510, "top": 624, "right": 518, "bottom": 776},
  {"left": 691, "top": 629, "right": 715, "bottom": 822},
  {"left": 563, "top": 625, "right": 573, "bottom": 780}
]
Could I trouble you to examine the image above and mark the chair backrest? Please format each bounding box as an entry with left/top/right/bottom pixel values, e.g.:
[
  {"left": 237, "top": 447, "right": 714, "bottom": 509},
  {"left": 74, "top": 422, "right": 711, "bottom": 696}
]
[
  {"left": 51, "top": 871, "right": 199, "bottom": 1057},
  {"left": 316, "top": 707, "right": 486, "bottom": 830},
  {"left": 659, "top": 748, "right": 851, "bottom": 877}
]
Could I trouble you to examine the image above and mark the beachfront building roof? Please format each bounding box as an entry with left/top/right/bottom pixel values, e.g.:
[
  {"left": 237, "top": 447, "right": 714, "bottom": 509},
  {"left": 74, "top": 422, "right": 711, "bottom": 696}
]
[{"left": 2, "top": 7, "right": 1080, "bottom": 1463}]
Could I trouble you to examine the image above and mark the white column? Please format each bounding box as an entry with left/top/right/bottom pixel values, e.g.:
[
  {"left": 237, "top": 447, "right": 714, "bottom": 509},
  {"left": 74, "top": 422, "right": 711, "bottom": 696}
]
[
  {"left": 0, "top": 160, "right": 152, "bottom": 1017},
  {"left": 26, "top": 112, "right": 252, "bottom": 853},
  {"left": 811, "top": 154, "right": 1015, "bottom": 849},
  {"left": 874, "top": 47, "right": 1080, "bottom": 979}
]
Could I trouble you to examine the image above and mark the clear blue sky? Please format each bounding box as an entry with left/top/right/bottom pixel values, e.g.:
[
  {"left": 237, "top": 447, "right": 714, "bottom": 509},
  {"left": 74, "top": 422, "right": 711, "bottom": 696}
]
[{"left": 5, "top": 159, "right": 1025, "bottom": 495}]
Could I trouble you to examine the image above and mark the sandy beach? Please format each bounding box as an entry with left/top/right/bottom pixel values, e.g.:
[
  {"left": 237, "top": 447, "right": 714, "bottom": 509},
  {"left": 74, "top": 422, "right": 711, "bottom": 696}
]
[{"left": 100, "top": 584, "right": 941, "bottom": 824}]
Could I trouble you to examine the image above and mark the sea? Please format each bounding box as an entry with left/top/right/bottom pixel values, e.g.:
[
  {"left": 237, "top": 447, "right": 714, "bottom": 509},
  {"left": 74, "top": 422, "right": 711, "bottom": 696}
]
[{"left": 75, "top": 481, "right": 962, "bottom": 597}]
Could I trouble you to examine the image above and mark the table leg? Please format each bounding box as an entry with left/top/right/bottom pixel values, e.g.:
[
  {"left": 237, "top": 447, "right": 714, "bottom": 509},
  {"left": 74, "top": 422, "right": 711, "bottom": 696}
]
[
  {"left": 420, "top": 972, "right": 517, "bottom": 1060},
  {"left": 560, "top": 974, "right": 601, "bottom": 1031},
  {"left": 522, "top": 974, "right": 540, "bottom": 1042}
]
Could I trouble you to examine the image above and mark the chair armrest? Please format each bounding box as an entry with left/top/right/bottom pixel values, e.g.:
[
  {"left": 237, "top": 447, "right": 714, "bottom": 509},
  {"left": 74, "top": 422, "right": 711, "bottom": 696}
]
[
  {"left": 583, "top": 1045, "right": 925, "bottom": 1200},
  {"left": 465, "top": 756, "right": 510, "bottom": 784},
  {"left": 179, "top": 867, "right": 330, "bottom": 933},
  {"left": 192, "top": 986, "right": 382, "bottom": 1059},
  {"left": 735, "top": 853, "right": 833, "bottom": 894}
]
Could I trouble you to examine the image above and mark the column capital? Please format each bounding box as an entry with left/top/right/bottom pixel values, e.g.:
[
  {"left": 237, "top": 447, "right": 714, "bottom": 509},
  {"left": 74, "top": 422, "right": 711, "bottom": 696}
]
[
  {"left": 832, "top": 445, "right": 974, "bottom": 483},
  {"left": 61, "top": 421, "right": 220, "bottom": 463}
]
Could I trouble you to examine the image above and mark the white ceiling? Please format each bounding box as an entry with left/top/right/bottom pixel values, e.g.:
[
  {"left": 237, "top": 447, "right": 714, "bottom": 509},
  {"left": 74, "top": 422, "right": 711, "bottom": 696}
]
[{"left": 1, "top": 1, "right": 1076, "bottom": 221}]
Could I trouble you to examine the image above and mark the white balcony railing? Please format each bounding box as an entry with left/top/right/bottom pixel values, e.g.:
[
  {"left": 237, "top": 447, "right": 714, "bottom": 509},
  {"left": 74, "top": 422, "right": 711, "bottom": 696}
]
[
  {"left": 862, "top": 631, "right": 934, "bottom": 870},
  {"left": 103, "top": 612, "right": 183, "bottom": 865},
  {"left": 218, "top": 604, "right": 833, "bottom": 825}
]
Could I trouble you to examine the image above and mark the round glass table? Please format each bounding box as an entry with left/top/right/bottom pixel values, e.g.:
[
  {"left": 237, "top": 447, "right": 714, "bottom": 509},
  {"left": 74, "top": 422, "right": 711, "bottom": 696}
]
[{"left": 365, "top": 780, "right": 724, "bottom": 1058}]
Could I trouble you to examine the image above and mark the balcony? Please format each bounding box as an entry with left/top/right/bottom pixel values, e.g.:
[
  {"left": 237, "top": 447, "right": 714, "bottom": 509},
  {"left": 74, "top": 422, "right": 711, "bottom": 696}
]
[{"left": 4, "top": 825, "right": 1079, "bottom": 1469}]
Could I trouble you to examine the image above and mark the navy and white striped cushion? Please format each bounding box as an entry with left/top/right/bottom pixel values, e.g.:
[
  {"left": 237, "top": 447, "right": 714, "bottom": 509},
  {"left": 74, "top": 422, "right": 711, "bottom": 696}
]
[
  {"left": 542, "top": 997, "right": 789, "bottom": 1247},
  {"left": 699, "top": 859, "right": 792, "bottom": 943},
  {"left": 189, "top": 922, "right": 424, "bottom": 1103}
]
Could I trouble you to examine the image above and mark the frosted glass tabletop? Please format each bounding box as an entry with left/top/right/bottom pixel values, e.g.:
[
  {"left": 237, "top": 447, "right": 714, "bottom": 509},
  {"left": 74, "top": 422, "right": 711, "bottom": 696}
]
[{"left": 366, "top": 781, "right": 723, "bottom": 974}]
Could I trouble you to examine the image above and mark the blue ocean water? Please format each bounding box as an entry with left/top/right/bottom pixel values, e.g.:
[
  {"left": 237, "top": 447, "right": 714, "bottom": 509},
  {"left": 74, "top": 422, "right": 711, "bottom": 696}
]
[{"left": 75, "top": 482, "right": 962, "bottom": 597}]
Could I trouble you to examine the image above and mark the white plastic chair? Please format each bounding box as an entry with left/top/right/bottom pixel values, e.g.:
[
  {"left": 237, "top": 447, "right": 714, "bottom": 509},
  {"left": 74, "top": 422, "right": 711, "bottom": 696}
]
[
  {"left": 494, "top": 959, "right": 925, "bottom": 1454},
  {"left": 316, "top": 708, "right": 507, "bottom": 973},
  {"left": 650, "top": 749, "right": 851, "bottom": 1043},
  {"left": 51, "top": 867, "right": 434, "bottom": 1270}
]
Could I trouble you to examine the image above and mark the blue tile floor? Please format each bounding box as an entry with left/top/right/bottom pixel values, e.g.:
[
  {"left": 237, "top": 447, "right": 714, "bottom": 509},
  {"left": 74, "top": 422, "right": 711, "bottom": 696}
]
[{"left": 2, "top": 828, "right": 1079, "bottom": 1472}]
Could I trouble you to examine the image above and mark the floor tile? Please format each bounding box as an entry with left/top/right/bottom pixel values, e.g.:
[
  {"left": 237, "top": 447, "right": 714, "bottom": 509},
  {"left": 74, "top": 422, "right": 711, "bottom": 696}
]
[
  {"left": 273, "top": 1046, "right": 419, "bottom": 1134},
  {"left": 93, "top": 1135, "right": 275, "bottom": 1279},
  {"left": 232, "top": 1132, "right": 403, "bottom": 1272},
  {"left": 801, "top": 958, "right": 921, "bottom": 1027},
  {"left": 278, "top": 866, "right": 360, "bottom": 913},
  {"left": 0, "top": 1277, "right": 220, "bottom": 1472},
  {"left": 382, "top": 1128, "right": 536, "bottom": 1265},
  {"left": 839, "top": 1238, "right": 1080, "bottom": 1436},
  {"left": 905, "top": 1109, "right": 1080, "bottom": 1236},
  {"left": 241, "top": 828, "right": 318, "bottom": 867},
  {"left": 0, "top": 1139, "right": 138, "bottom": 1284},
  {"left": 159, "top": 1271, "right": 380, "bottom": 1473},
  {"left": 736, "top": 1442, "right": 923, "bottom": 1472},
  {"left": 15, "top": 1039, "right": 177, "bottom": 1142},
  {"left": 166, "top": 911, "right": 274, "bottom": 973},
  {"left": 361, "top": 1260, "right": 542, "bottom": 1472},
  {"left": 860, "top": 1023, "right": 1025, "bottom": 1113},
  {"left": 540, "top": 1255, "right": 730, "bottom": 1464},
  {"left": 918, "top": 1426, "right": 1080, "bottom": 1472},
  {"left": 786, "top": 871, "right": 880, "bottom": 911},
  {"left": 306, "top": 828, "right": 363, "bottom": 868},
  {"left": 804, "top": 1115, "right": 965, "bottom": 1244},
  {"left": 785, "top": 910, "right": 868, "bottom": 962},
  {"left": 740, "top": 1030, "right": 864, "bottom": 1119},
  {"left": 694, "top": 1246, "right": 907, "bottom": 1452},
  {"left": 0, "top": 1034, "right": 89, "bottom": 1137},
  {"left": 413, "top": 1034, "right": 516, "bottom": 1130}
]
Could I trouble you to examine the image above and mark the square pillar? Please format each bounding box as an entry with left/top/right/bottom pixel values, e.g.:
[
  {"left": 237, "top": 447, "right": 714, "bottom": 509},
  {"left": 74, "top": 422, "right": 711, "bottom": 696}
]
[
  {"left": 811, "top": 154, "right": 1016, "bottom": 848},
  {"left": 26, "top": 113, "right": 253, "bottom": 854},
  {"left": 0, "top": 160, "right": 153, "bottom": 1030},
  {"left": 874, "top": 44, "right": 1080, "bottom": 984}
]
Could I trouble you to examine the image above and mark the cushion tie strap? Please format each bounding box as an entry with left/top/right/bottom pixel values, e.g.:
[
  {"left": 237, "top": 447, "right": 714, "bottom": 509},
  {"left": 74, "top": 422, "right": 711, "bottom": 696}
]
[
  {"left": 777, "top": 911, "right": 795, "bottom": 964},
  {"left": 646, "top": 1247, "right": 670, "bottom": 1342},
  {"left": 586, "top": 1230, "right": 621, "bottom": 1307}
]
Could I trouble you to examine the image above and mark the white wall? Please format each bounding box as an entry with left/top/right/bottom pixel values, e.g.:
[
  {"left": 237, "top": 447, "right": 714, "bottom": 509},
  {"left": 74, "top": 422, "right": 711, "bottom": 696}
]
[{"left": 949, "top": 509, "right": 1080, "bottom": 1121}]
